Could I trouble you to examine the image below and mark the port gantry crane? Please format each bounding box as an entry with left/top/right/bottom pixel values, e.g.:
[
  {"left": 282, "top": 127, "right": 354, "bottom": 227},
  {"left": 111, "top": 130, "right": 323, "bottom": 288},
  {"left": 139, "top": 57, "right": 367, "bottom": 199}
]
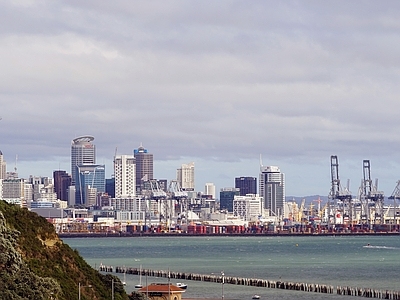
[
  {"left": 388, "top": 180, "right": 400, "bottom": 226},
  {"left": 141, "top": 179, "right": 190, "bottom": 231},
  {"left": 145, "top": 179, "right": 167, "bottom": 224},
  {"left": 329, "top": 155, "right": 352, "bottom": 227},
  {"left": 167, "top": 180, "right": 188, "bottom": 226},
  {"left": 360, "top": 160, "right": 384, "bottom": 227}
]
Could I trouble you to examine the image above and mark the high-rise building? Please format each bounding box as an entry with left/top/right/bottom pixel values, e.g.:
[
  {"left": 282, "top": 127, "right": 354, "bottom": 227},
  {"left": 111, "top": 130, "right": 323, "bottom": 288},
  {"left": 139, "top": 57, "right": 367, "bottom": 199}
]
[
  {"left": 0, "top": 150, "right": 6, "bottom": 180},
  {"left": 177, "top": 162, "right": 195, "bottom": 191},
  {"left": 24, "top": 183, "right": 33, "bottom": 207},
  {"left": 259, "top": 165, "right": 285, "bottom": 217},
  {"left": 28, "top": 176, "right": 56, "bottom": 202},
  {"left": 75, "top": 164, "right": 105, "bottom": 206},
  {"left": 86, "top": 186, "right": 98, "bottom": 207},
  {"left": 233, "top": 194, "right": 263, "bottom": 221},
  {"left": 204, "top": 183, "right": 216, "bottom": 199},
  {"left": 219, "top": 187, "right": 240, "bottom": 212},
  {"left": 105, "top": 177, "right": 115, "bottom": 198},
  {"left": 235, "top": 177, "right": 257, "bottom": 196},
  {"left": 1, "top": 178, "right": 25, "bottom": 206},
  {"left": 134, "top": 144, "right": 153, "bottom": 194},
  {"left": 68, "top": 185, "right": 76, "bottom": 207},
  {"left": 71, "top": 136, "right": 96, "bottom": 186},
  {"left": 114, "top": 154, "right": 136, "bottom": 198},
  {"left": 53, "top": 170, "right": 72, "bottom": 201}
]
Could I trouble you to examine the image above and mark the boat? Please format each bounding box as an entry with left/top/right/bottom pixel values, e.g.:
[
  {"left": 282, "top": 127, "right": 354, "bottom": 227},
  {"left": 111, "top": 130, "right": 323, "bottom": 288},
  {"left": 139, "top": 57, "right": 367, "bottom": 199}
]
[
  {"left": 176, "top": 282, "right": 187, "bottom": 289},
  {"left": 122, "top": 272, "right": 126, "bottom": 286},
  {"left": 252, "top": 295, "right": 260, "bottom": 299},
  {"left": 135, "top": 265, "right": 143, "bottom": 288}
]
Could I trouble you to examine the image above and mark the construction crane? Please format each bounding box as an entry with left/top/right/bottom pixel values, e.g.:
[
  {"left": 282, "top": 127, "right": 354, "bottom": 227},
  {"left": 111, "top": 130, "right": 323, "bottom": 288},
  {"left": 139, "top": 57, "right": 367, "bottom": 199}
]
[
  {"left": 313, "top": 197, "right": 323, "bottom": 217},
  {"left": 113, "top": 147, "right": 118, "bottom": 161},
  {"left": 319, "top": 202, "right": 328, "bottom": 221},
  {"left": 329, "top": 155, "right": 352, "bottom": 227},
  {"left": 298, "top": 199, "right": 306, "bottom": 224},
  {"left": 286, "top": 200, "right": 297, "bottom": 222}
]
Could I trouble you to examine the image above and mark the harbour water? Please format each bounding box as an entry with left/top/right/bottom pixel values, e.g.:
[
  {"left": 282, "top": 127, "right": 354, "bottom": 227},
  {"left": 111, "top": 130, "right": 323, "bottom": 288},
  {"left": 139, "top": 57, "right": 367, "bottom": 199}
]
[{"left": 63, "top": 235, "right": 400, "bottom": 300}]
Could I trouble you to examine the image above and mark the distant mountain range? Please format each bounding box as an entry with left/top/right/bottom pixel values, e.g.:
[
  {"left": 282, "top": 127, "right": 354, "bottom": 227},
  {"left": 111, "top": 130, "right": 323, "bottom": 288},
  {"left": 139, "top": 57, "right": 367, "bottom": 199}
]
[
  {"left": 286, "top": 195, "right": 396, "bottom": 206},
  {"left": 286, "top": 195, "right": 328, "bottom": 205}
]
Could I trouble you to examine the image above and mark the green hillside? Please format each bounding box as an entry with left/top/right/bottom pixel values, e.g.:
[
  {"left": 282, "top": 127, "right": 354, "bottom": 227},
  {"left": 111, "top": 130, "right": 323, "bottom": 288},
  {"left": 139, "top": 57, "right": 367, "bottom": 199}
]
[{"left": 0, "top": 200, "right": 128, "bottom": 300}]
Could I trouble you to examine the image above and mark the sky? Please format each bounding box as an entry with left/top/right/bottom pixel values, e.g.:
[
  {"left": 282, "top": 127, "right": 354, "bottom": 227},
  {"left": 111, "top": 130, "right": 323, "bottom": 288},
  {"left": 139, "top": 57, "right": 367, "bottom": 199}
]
[{"left": 1, "top": 1, "right": 400, "bottom": 197}]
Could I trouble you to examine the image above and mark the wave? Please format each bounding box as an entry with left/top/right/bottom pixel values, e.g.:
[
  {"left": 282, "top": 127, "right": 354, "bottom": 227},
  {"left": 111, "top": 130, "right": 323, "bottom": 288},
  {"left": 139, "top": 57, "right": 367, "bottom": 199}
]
[{"left": 363, "top": 245, "right": 400, "bottom": 250}]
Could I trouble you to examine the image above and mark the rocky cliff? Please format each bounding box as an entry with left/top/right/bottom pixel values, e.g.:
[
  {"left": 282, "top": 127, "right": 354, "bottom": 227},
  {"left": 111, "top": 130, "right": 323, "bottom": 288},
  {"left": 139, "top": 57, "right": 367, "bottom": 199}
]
[{"left": 0, "top": 200, "right": 127, "bottom": 300}]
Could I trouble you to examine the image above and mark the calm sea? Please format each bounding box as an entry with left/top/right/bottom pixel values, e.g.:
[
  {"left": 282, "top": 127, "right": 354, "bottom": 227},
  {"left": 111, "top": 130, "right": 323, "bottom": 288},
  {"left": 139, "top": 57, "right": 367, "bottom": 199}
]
[{"left": 63, "top": 235, "right": 400, "bottom": 300}]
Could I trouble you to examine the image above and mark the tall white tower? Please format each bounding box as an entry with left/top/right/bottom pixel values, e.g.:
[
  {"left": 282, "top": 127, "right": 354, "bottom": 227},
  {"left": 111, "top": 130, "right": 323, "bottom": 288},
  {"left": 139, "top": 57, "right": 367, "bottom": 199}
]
[
  {"left": 114, "top": 154, "right": 136, "bottom": 198},
  {"left": 205, "top": 183, "right": 216, "bottom": 199},
  {"left": 177, "top": 162, "right": 195, "bottom": 191},
  {"left": 0, "top": 150, "right": 6, "bottom": 180},
  {"left": 71, "top": 136, "right": 96, "bottom": 186},
  {"left": 259, "top": 165, "right": 285, "bottom": 217}
]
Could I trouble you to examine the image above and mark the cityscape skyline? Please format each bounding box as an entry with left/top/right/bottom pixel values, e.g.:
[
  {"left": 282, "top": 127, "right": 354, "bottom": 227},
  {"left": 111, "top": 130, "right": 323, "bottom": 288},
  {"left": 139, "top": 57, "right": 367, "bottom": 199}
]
[
  {"left": 1, "top": 140, "right": 398, "bottom": 200},
  {"left": 2, "top": 2, "right": 400, "bottom": 197}
]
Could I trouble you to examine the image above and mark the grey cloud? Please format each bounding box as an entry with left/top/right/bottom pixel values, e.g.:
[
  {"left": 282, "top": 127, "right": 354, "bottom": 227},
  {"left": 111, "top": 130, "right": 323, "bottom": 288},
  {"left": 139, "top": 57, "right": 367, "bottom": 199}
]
[{"left": 1, "top": 1, "right": 400, "bottom": 195}]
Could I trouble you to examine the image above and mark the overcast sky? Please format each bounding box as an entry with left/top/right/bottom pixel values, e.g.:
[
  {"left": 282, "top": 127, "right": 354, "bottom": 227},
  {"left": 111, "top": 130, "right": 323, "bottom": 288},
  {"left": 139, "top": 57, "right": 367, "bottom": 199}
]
[{"left": 1, "top": 1, "right": 400, "bottom": 197}]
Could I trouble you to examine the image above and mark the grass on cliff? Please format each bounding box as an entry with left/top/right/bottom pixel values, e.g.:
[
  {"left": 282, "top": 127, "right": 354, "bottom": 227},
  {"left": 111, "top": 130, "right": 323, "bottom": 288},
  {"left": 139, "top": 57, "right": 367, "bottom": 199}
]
[{"left": 0, "top": 200, "right": 128, "bottom": 300}]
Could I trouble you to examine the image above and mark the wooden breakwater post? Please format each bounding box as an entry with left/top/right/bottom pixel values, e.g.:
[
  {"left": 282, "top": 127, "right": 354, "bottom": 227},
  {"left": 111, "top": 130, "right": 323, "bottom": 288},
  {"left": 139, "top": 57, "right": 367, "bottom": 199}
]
[{"left": 100, "top": 265, "right": 400, "bottom": 299}]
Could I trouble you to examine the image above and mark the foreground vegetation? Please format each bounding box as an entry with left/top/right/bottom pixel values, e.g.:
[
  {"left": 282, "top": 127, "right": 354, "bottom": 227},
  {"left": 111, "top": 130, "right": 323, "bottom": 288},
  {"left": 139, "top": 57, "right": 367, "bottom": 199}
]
[{"left": 0, "top": 200, "right": 138, "bottom": 300}]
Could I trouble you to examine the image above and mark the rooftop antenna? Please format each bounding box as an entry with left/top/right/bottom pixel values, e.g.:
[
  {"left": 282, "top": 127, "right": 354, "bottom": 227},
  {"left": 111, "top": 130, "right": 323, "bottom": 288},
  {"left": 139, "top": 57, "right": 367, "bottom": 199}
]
[
  {"left": 113, "top": 147, "right": 118, "bottom": 164},
  {"left": 259, "top": 154, "right": 264, "bottom": 170},
  {"left": 14, "top": 154, "right": 18, "bottom": 173}
]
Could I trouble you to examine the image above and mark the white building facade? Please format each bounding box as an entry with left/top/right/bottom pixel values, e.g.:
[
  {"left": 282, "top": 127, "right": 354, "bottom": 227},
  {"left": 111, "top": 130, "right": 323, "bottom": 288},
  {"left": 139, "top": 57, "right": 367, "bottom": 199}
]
[
  {"left": 204, "top": 182, "right": 216, "bottom": 199},
  {"left": 0, "top": 150, "right": 6, "bottom": 180},
  {"left": 1, "top": 178, "right": 25, "bottom": 207},
  {"left": 110, "top": 197, "right": 146, "bottom": 211},
  {"left": 177, "top": 162, "right": 195, "bottom": 191},
  {"left": 114, "top": 155, "right": 136, "bottom": 198},
  {"left": 233, "top": 194, "right": 263, "bottom": 221}
]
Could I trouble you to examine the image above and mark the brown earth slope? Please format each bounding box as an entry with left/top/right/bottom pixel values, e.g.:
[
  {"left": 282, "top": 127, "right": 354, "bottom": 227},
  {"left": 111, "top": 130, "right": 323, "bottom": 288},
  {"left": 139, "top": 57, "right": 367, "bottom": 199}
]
[{"left": 0, "top": 200, "right": 128, "bottom": 300}]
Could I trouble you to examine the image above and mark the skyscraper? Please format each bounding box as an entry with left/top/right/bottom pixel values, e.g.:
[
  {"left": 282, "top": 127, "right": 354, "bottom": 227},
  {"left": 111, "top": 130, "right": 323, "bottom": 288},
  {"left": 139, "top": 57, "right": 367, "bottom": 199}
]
[
  {"left": 219, "top": 187, "right": 240, "bottom": 212},
  {"left": 235, "top": 176, "right": 257, "bottom": 196},
  {"left": 114, "top": 154, "right": 136, "bottom": 198},
  {"left": 105, "top": 177, "right": 115, "bottom": 198},
  {"left": 53, "top": 170, "right": 71, "bottom": 201},
  {"left": 0, "top": 150, "right": 6, "bottom": 180},
  {"left": 75, "top": 164, "right": 105, "bottom": 206},
  {"left": 259, "top": 165, "right": 285, "bottom": 217},
  {"left": 177, "top": 162, "right": 195, "bottom": 191},
  {"left": 134, "top": 144, "right": 153, "bottom": 194},
  {"left": 71, "top": 136, "right": 96, "bottom": 186}
]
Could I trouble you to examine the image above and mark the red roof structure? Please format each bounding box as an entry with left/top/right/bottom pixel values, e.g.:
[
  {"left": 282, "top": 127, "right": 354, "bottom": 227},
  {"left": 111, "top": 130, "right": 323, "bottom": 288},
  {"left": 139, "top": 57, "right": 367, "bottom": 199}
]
[{"left": 138, "top": 283, "right": 185, "bottom": 300}]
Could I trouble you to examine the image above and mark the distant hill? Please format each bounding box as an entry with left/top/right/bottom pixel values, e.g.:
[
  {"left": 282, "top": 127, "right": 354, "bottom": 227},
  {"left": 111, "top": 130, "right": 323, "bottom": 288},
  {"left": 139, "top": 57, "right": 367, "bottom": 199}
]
[
  {"left": 286, "top": 195, "right": 395, "bottom": 206},
  {"left": 286, "top": 195, "right": 329, "bottom": 205},
  {"left": 0, "top": 200, "right": 129, "bottom": 300}
]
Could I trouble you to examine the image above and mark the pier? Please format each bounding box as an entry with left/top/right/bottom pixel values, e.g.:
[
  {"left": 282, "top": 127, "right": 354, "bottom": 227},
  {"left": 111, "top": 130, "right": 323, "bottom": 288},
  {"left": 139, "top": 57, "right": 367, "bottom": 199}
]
[{"left": 98, "top": 265, "right": 400, "bottom": 299}]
